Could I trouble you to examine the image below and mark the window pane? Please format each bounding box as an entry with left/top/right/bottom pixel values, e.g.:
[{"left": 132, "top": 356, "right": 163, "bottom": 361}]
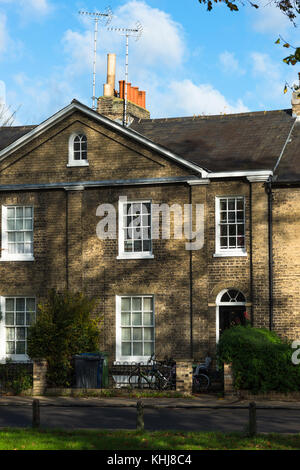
[
  {"left": 133, "top": 328, "right": 142, "bottom": 340},
  {"left": 144, "top": 327, "right": 154, "bottom": 340},
  {"left": 132, "top": 298, "right": 142, "bottom": 311},
  {"left": 16, "top": 312, "right": 25, "bottom": 325},
  {"left": 133, "top": 342, "right": 143, "bottom": 356},
  {"left": 6, "top": 342, "right": 15, "bottom": 354},
  {"left": 5, "top": 298, "right": 14, "bottom": 311},
  {"left": 144, "top": 342, "right": 154, "bottom": 356},
  {"left": 7, "top": 207, "right": 15, "bottom": 218},
  {"left": 5, "top": 312, "right": 14, "bottom": 325},
  {"left": 132, "top": 313, "right": 142, "bottom": 326},
  {"left": 16, "top": 342, "right": 26, "bottom": 354},
  {"left": 16, "top": 328, "right": 25, "bottom": 340},
  {"left": 15, "top": 219, "right": 23, "bottom": 230},
  {"left": 25, "top": 207, "right": 32, "bottom": 217},
  {"left": 134, "top": 240, "right": 142, "bottom": 252},
  {"left": 16, "top": 298, "right": 25, "bottom": 311},
  {"left": 121, "top": 298, "right": 131, "bottom": 311},
  {"left": 228, "top": 200, "right": 235, "bottom": 211},
  {"left": 24, "top": 219, "right": 33, "bottom": 230},
  {"left": 143, "top": 313, "right": 153, "bottom": 326},
  {"left": 121, "top": 312, "right": 130, "bottom": 326},
  {"left": 121, "top": 328, "right": 131, "bottom": 341},
  {"left": 16, "top": 207, "right": 23, "bottom": 218},
  {"left": 143, "top": 297, "right": 153, "bottom": 311},
  {"left": 26, "top": 312, "right": 34, "bottom": 325},
  {"left": 6, "top": 328, "right": 15, "bottom": 340},
  {"left": 7, "top": 219, "right": 15, "bottom": 230},
  {"left": 121, "top": 342, "right": 131, "bottom": 356}
]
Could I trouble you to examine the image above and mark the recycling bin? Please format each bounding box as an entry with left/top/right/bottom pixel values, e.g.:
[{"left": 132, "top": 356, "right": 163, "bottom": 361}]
[{"left": 73, "top": 352, "right": 108, "bottom": 389}]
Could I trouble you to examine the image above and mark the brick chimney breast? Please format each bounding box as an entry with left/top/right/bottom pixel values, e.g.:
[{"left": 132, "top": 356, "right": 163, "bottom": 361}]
[{"left": 97, "top": 53, "right": 150, "bottom": 123}]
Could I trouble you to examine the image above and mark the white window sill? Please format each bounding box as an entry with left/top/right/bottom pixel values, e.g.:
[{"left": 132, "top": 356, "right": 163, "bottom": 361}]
[
  {"left": 213, "top": 251, "right": 247, "bottom": 258},
  {"left": 5, "top": 354, "right": 31, "bottom": 363},
  {"left": 117, "top": 254, "right": 154, "bottom": 260},
  {"left": 0, "top": 256, "right": 35, "bottom": 262},
  {"left": 114, "top": 358, "right": 151, "bottom": 365},
  {"left": 67, "top": 161, "right": 89, "bottom": 167}
]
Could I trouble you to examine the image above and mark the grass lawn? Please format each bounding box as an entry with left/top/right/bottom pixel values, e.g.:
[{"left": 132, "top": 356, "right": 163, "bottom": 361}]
[{"left": 0, "top": 429, "right": 299, "bottom": 450}]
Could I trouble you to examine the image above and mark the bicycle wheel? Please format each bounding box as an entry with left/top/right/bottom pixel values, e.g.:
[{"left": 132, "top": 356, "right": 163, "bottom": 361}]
[
  {"left": 128, "top": 371, "right": 142, "bottom": 389},
  {"left": 146, "top": 372, "right": 158, "bottom": 390},
  {"left": 193, "top": 373, "right": 210, "bottom": 392}
]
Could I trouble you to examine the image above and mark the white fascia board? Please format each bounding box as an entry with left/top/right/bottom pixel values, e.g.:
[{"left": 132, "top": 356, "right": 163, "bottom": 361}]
[
  {"left": 208, "top": 170, "right": 273, "bottom": 181},
  {"left": 0, "top": 101, "right": 208, "bottom": 177}
]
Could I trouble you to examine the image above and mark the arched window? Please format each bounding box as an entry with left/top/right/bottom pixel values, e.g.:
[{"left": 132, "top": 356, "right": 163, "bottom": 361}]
[
  {"left": 68, "top": 133, "right": 89, "bottom": 167},
  {"left": 216, "top": 289, "right": 247, "bottom": 343},
  {"left": 219, "top": 289, "right": 245, "bottom": 304}
]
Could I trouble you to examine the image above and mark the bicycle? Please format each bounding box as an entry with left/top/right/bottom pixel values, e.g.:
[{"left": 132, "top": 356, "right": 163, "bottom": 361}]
[{"left": 128, "top": 354, "right": 175, "bottom": 390}]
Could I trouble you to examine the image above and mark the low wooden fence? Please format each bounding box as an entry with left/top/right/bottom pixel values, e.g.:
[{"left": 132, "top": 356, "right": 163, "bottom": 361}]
[{"left": 24, "top": 399, "right": 299, "bottom": 436}]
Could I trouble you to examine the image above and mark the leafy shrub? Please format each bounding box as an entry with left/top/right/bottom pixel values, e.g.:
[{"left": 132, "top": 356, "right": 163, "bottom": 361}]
[
  {"left": 27, "top": 289, "right": 101, "bottom": 387},
  {"left": 217, "top": 325, "right": 300, "bottom": 393},
  {"left": 0, "top": 362, "right": 33, "bottom": 394}
]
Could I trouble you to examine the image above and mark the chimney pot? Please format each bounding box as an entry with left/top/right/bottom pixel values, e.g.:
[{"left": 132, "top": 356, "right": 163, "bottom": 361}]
[{"left": 106, "top": 53, "right": 116, "bottom": 97}]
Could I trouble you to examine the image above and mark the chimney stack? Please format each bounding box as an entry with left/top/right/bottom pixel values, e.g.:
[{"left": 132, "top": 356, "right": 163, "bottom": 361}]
[
  {"left": 103, "top": 53, "right": 116, "bottom": 98},
  {"left": 97, "top": 53, "right": 150, "bottom": 122},
  {"left": 291, "top": 72, "right": 300, "bottom": 118}
]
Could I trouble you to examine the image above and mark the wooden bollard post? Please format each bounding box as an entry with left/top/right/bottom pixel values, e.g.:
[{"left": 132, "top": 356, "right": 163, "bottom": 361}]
[
  {"left": 136, "top": 399, "right": 144, "bottom": 431},
  {"left": 248, "top": 402, "right": 257, "bottom": 437},
  {"left": 32, "top": 399, "right": 40, "bottom": 428}
]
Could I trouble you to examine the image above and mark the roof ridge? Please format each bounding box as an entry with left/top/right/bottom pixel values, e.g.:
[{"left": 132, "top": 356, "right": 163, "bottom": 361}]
[{"left": 133, "top": 108, "right": 293, "bottom": 124}]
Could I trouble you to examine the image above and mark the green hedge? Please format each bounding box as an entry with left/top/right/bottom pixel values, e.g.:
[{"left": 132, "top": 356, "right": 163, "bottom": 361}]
[
  {"left": 217, "top": 326, "right": 300, "bottom": 393},
  {"left": 28, "top": 289, "right": 101, "bottom": 387}
]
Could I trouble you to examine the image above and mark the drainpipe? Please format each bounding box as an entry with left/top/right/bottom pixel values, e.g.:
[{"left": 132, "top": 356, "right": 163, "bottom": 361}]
[
  {"left": 249, "top": 181, "right": 254, "bottom": 327},
  {"left": 189, "top": 184, "right": 193, "bottom": 359},
  {"left": 266, "top": 176, "right": 273, "bottom": 331}
]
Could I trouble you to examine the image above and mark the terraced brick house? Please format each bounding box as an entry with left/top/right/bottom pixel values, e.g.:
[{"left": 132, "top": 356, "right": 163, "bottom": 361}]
[{"left": 0, "top": 56, "right": 299, "bottom": 366}]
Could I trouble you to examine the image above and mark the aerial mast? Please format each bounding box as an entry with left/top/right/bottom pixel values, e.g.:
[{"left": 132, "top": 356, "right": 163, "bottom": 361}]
[
  {"left": 79, "top": 8, "right": 113, "bottom": 110},
  {"left": 107, "top": 22, "right": 142, "bottom": 125}
]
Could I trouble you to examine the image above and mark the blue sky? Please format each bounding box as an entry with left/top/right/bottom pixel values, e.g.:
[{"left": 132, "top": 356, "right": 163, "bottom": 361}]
[{"left": 0, "top": 0, "right": 299, "bottom": 124}]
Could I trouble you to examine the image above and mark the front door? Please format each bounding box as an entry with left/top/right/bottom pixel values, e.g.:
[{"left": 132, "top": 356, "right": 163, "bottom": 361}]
[{"left": 219, "top": 306, "right": 246, "bottom": 337}]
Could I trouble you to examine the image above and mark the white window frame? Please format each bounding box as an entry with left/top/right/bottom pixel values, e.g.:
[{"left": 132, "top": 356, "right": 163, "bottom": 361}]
[
  {"left": 67, "top": 132, "right": 89, "bottom": 167},
  {"left": 1, "top": 206, "right": 34, "bottom": 262},
  {"left": 214, "top": 196, "right": 247, "bottom": 257},
  {"left": 115, "top": 295, "right": 155, "bottom": 364},
  {"left": 117, "top": 198, "right": 154, "bottom": 260},
  {"left": 0, "top": 296, "right": 36, "bottom": 363}
]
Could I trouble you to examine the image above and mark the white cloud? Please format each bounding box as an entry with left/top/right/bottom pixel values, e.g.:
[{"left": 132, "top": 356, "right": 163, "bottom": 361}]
[
  {"left": 151, "top": 79, "right": 249, "bottom": 117},
  {"left": 249, "top": 51, "right": 296, "bottom": 108},
  {"left": 219, "top": 51, "right": 245, "bottom": 76},
  {"left": 250, "top": 3, "right": 295, "bottom": 35},
  {"left": 0, "top": 0, "right": 53, "bottom": 18}
]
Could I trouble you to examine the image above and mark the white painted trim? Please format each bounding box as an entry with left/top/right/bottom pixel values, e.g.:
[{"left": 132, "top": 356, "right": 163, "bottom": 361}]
[
  {"left": 215, "top": 196, "right": 246, "bottom": 257},
  {"left": 117, "top": 254, "right": 154, "bottom": 260},
  {"left": 0, "top": 296, "right": 36, "bottom": 363},
  {"left": 115, "top": 295, "right": 155, "bottom": 363},
  {"left": 187, "top": 179, "right": 211, "bottom": 185},
  {"left": 68, "top": 132, "right": 89, "bottom": 167},
  {"left": 0, "top": 101, "right": 207, "bottom": 177},
  {"left": 1, "top": 205, "right": 34, "bottom": 262},
  {"left": 213, "top": 252, "right": 247, "bottom": 258},
  {"left": 118, "top": 198, "right": 153, "bottom": 260},
  {"left": 209, "top": 170, "right": 273, "bottom": 179},
  {"left": 215, "top": 288, "right": 246, "bottom": 343}
]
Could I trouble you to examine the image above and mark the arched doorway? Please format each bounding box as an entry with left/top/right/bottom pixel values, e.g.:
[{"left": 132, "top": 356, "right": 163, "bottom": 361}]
[{"left": 216, "top": 289, "right": 246, "bottom": 343}]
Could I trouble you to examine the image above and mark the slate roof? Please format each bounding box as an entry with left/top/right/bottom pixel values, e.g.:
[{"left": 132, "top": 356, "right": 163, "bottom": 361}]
[
  {"left": 0, "top": 106, "right": 299, "bottom": 182},
  {"left": 130, "top": 109, "right": 300, "bottom": 182},
  {"left": 0, "top": 126, "right": 37, "bottom": 151}
]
